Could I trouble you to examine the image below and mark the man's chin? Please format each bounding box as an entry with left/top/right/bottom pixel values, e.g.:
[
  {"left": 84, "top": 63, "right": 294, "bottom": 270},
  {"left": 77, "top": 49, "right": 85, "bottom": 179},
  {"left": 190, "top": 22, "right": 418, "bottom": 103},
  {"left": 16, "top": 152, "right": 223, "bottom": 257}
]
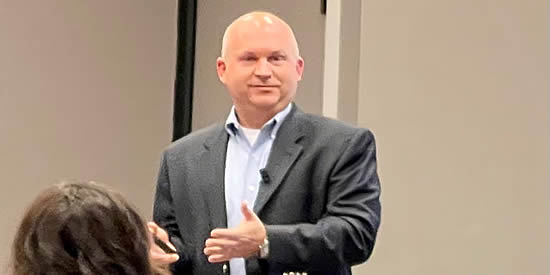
[{"left": 249, "top": 98, "right": 284, "bottom": 111}]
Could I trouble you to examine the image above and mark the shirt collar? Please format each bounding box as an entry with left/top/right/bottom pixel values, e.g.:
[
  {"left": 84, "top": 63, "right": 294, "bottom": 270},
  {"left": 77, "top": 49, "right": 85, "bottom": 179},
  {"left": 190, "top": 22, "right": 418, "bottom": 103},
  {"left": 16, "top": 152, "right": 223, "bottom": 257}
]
[{"left": 225, "top": 103, "right": 293, "bottom": 139}]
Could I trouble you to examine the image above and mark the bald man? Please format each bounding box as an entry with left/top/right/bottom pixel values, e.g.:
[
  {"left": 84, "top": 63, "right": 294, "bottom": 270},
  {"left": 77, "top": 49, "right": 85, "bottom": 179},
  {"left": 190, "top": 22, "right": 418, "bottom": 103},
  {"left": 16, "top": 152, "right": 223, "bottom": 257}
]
[{"left": 150, "top": 11, "right": 381, "bottom": 275}]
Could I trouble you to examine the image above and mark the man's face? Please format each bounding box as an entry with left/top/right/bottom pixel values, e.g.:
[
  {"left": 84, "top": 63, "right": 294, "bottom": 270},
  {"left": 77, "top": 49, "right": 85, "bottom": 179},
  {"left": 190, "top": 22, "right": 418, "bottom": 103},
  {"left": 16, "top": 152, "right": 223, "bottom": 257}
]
[{"left": 217, "top": 19, "right": 304, "bottom": 114}]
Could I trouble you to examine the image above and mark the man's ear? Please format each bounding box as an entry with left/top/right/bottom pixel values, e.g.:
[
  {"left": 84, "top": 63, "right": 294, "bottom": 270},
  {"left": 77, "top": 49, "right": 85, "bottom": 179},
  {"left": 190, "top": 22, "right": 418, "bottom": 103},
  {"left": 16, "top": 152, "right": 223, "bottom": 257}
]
[
  {"left": 295, "top": 57, "right": 304, "bottom": 81},
  {"left": 216, "top": 57, "right": 227, "bottom": 84}
]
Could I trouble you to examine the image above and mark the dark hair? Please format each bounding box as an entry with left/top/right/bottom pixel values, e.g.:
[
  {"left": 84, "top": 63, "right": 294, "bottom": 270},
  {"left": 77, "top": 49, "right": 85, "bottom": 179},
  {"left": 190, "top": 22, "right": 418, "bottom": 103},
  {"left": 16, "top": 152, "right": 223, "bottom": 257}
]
[{"left": 11, "top": 181, "right": 159, "bottom": 275}]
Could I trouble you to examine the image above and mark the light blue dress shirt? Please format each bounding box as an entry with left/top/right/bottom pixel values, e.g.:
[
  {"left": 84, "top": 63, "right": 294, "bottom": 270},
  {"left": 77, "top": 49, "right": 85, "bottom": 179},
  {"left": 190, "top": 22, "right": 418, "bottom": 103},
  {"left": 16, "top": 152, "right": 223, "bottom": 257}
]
[{"left": 224, "top": 103, "right": 292, "bottom": 275}]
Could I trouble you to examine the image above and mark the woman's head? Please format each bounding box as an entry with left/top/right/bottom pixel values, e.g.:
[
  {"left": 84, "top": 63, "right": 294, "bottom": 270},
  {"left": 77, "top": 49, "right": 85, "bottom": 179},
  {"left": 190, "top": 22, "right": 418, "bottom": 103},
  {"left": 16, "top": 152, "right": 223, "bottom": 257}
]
[{"left": 11, "top": 181, "right": 155, "bottom": 275}]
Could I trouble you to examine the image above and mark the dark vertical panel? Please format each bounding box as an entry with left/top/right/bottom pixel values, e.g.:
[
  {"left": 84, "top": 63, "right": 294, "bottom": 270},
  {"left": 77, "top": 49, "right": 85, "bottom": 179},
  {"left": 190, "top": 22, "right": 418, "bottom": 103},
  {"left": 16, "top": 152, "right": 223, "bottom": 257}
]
[{"left": 172, "top": 0, "right": 197, "bottom": 141}]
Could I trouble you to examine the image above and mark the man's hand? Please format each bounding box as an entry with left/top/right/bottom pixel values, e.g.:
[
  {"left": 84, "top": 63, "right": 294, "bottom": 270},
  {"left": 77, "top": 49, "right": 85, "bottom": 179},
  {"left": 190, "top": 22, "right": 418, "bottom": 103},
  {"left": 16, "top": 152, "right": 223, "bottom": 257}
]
[
  {"left": 204, "top": 202, "right": 266, "bottom": 263},
  {"left": 148, "top": 222, "right": 180, "bottom": 265}
]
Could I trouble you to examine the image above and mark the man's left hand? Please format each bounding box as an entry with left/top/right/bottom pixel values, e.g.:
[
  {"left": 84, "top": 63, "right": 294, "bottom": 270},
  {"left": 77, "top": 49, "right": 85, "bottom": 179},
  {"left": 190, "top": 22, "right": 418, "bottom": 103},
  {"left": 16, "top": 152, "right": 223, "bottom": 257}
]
[{"left": 204, "top": 201, "right": 266, "bottom": 263}]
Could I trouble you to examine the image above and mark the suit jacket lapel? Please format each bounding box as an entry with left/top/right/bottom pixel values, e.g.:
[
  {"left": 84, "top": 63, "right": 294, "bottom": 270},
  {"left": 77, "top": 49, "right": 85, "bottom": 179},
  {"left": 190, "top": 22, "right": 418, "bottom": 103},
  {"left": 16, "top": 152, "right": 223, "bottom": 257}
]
[
  {"left": 200, "top": 126, "right": 229, "bottom": 230},
  {"left": 253, "top": 106, "right": 305, "bottom": 214}
]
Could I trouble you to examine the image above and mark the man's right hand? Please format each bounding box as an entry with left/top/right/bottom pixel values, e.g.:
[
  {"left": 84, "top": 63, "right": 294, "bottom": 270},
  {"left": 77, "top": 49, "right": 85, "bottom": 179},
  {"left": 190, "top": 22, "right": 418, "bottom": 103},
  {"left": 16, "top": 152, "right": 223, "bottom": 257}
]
[{"left": 148, "top": 222, "right": 180, "bottom": 265}]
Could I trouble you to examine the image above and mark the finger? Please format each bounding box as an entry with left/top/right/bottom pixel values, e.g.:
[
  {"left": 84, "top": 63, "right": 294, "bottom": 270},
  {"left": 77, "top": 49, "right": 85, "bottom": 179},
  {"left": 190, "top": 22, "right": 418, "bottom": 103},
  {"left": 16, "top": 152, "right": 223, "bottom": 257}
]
[
  {"left": 147, "top": 222, "right": 159, "bottom": 235},
  {"left": 205, "top": 237, "right": 239, "bottom": 248},
  {"left": 150, "top": 236, "right": 180, "bottom": 265},
  {"left": 148, "top": 222, "right": 177, "bottom": 251},
  {"left": 150, "top": 238, "right": 177, "bottom": 255},
  {"left": 208, "top": 254, "right": 229, "bottom": 263},
  {"left": 151, "top": 252, "right": 180, "bottom": 265},
  {"left": 152, "top": 225, "right": 171, "bottom": 243},
  {"left": 240, "top": 201, "right": 255, "bottom": 221},
  {"left": 152, "top": 238, "right": 178, "bottom": 254},
  {"left": 203, "top": 246, "right": 223, "bottom": 256},
  {"left": 210, "top": 228, "right": 240, "bottom": 239}
]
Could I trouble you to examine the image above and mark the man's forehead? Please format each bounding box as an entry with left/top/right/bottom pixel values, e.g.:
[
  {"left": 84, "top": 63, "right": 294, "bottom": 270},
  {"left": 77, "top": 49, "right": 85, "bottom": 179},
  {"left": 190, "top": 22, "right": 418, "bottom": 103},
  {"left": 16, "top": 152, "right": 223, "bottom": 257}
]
[
  {"left": 225, "top": 33, "right": 297, "bottom": 58},
  {"left": 221, "top": 12, "right": 300, "bottom": 58},
  {"left": 232, "top": 23, "right": 287, "bottom": 39}
]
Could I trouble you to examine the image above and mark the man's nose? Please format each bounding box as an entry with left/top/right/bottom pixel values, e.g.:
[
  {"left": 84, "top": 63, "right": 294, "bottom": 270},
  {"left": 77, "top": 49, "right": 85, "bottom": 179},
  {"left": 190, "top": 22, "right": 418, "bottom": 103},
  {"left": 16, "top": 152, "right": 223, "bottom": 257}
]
[{"left": 254, "top": 58, "right": 272, "bottom": 80}]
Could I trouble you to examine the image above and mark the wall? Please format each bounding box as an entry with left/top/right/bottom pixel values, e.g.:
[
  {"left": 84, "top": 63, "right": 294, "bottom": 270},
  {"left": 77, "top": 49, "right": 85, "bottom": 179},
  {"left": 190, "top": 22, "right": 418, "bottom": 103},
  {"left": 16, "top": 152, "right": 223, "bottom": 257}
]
[
  {"left": 356, "top": 0, "right": 549, "bottom": 274},
  {"left": 0, "top": 0, "right": 176, "bottom": 269}
]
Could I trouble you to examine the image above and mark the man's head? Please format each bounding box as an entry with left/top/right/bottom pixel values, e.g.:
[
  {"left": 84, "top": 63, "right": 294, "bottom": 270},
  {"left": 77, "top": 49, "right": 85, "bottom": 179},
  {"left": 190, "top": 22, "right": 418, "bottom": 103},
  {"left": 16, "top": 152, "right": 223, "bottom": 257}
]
[{"left": 217, "top": 11, "right": 304, "bottom": 118}]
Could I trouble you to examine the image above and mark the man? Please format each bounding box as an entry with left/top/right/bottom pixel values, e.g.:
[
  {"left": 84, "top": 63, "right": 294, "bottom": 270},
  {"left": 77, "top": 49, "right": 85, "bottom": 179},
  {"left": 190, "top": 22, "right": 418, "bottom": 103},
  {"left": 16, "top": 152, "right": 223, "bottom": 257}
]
[{"left": 150, "top": 11, "right": 381, "bottom": 275}]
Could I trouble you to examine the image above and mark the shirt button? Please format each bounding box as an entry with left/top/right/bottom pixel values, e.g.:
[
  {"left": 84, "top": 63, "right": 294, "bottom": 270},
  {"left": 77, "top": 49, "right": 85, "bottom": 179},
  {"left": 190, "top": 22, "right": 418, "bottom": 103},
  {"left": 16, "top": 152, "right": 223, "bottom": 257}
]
[{"left": 248, "top": 185, "right": 255, "bottom": 192}]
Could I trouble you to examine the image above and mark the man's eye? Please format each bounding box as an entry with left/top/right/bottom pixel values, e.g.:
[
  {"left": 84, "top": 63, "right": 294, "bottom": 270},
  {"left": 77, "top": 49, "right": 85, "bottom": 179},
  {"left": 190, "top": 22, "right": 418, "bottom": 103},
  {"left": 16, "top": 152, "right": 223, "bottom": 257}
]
[
  {"left": 269, "top": 55, "right": 285, "bottom": 62},
  {"left": 242, "top": 56, "right": 257, "bottom": 61}
]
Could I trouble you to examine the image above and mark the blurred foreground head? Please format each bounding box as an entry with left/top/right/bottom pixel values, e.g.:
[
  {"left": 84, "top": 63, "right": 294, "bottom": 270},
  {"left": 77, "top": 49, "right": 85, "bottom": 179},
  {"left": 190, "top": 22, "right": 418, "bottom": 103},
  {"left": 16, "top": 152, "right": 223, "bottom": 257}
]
[{"left": 11, "top": 181, "right": 166, "bottom": 275}]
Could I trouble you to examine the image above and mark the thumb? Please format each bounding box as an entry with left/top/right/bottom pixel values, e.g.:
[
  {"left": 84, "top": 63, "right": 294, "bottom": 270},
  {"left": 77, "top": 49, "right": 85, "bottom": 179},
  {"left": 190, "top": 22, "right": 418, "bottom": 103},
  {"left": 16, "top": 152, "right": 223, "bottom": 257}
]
[
  {"left": 241, "top": 201, "right": 255, "bottom": 221},
  {"left": 147, "top": 221, "right": 158, "bottom": 231}
]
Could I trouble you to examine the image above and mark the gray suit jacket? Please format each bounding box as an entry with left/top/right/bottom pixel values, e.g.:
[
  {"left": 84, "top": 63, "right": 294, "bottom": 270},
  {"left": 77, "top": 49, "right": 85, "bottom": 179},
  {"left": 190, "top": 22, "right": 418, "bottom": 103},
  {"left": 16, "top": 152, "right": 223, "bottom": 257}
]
[{"left": 153, "top": 105, "right": 381, "bottom": 275}]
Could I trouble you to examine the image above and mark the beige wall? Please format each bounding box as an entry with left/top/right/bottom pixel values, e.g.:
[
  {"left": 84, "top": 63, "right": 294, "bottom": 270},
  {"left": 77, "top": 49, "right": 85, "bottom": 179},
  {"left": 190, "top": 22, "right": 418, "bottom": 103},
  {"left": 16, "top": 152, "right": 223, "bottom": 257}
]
[
  {"left": 0, "top": 0, "right": 176, "bottom": 270},
  {"left": 192, "top": 1, "right": 325, "bottom": 130},
  {"left": 355, "top": 0, "right": 549, "bottom": 274}
]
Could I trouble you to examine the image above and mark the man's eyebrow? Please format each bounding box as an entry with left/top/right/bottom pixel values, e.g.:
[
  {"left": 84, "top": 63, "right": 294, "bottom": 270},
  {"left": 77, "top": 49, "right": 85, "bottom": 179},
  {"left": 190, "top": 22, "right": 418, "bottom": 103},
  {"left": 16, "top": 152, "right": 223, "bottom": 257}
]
[
  {"left": 240, "top": 51, "right": 257, "bottom": 56},
  {"left": 271, "top": 51, "right": 287, "bottom": 56}
]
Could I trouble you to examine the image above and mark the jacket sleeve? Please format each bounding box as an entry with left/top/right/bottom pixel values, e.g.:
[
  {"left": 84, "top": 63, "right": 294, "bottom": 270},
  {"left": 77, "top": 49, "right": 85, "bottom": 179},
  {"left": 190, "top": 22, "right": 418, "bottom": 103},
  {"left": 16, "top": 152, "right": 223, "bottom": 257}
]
[
  {"left": 265, "top": 129, "right": 381, "bottom": 272},
  {"left": 152, "top": 150, "right": 192, "bottom": 273}
]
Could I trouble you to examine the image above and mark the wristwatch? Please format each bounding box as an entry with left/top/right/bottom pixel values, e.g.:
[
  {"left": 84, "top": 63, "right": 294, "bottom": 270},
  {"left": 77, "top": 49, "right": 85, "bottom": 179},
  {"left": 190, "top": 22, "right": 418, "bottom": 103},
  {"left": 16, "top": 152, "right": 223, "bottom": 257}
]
[{"left": 257, "top": 237, "right": 269, "bottom": 259}]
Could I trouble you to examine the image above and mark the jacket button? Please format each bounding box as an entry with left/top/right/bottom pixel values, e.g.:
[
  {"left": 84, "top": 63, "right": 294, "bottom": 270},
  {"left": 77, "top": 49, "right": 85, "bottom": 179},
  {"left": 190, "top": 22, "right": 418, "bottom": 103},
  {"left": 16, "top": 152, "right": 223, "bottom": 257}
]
[{"left": 222, "top": 263, "right": 228, "bottom": 274}]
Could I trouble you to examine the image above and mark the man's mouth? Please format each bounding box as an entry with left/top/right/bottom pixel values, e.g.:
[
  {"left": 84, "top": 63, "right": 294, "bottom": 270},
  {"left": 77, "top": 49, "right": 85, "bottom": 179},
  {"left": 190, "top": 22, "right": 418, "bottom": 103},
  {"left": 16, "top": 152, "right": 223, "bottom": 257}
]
[{"left": 249, "top": 85, "right": 279, "bottom": 88}]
